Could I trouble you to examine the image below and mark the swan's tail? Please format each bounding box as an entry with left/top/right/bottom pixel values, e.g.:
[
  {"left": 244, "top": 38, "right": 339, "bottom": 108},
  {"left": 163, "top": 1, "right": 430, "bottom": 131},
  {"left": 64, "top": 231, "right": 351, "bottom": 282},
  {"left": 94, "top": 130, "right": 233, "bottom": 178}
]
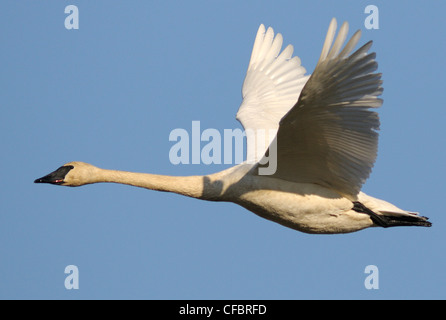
[{"left": 353, "top": 201, "right": 432, "bottom": 228}]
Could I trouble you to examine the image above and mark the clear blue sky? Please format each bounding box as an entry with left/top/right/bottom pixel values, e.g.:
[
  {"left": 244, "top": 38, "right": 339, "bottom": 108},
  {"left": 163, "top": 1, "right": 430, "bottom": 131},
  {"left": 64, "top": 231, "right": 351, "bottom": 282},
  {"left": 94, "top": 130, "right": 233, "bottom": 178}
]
[{"left": 1, "top": 1, "right": 445, "bottom": 299}]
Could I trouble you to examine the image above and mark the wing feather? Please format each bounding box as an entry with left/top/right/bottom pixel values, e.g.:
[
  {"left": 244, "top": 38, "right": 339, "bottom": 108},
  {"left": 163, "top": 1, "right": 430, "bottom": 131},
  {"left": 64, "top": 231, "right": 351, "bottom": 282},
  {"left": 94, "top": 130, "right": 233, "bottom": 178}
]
[
  {"left": 263, "top": 19, "right": 383, "bottom": 197},
  {"left": 237, "top": 25, "right": 310, "bottom": 163}
]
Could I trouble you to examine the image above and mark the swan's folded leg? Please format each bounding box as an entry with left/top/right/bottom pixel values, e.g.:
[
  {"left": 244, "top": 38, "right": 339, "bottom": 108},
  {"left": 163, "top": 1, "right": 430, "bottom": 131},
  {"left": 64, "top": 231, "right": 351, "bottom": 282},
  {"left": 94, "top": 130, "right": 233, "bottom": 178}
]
[{"left": 352, "top": 202, "right": 432, "bottom": 228}]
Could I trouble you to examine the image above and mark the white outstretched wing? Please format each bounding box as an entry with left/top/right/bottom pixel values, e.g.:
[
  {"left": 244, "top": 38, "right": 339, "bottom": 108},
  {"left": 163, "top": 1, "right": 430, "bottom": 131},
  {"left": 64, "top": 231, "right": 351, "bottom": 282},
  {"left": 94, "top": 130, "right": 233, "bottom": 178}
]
[
  {"left": 265, "top": 19, "right": 383, "bottom": 197},
  {"left": 237, "top": 24, "right": 310, "bottom": 163}
]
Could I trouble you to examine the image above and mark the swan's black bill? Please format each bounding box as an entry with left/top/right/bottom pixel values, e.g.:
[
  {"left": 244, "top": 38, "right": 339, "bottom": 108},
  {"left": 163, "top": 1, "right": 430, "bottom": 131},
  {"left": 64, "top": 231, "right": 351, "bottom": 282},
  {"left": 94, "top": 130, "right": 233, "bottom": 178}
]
[{"left": 34, "top": 165, "right": 74, "bottom": 185}]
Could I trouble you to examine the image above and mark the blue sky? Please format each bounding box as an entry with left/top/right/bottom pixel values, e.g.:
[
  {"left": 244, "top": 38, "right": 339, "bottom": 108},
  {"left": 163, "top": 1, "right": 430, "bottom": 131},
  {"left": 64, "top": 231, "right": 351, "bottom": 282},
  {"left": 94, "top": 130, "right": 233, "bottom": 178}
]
[{"left": 1, "top": 1, "right": 445, "bottom": 299}]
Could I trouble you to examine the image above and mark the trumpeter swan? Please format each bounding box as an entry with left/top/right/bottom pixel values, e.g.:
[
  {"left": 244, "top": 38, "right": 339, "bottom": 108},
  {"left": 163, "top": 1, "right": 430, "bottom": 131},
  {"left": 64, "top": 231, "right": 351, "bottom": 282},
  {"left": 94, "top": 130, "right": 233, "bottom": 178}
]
[{"left": 35, "top": 19, "right": 431, "bottom": 234}]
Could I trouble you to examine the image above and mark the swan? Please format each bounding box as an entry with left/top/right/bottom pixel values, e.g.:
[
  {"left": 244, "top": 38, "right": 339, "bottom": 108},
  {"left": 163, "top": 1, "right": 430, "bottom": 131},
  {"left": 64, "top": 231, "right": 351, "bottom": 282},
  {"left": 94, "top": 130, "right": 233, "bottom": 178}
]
[{"left": 35, "top": 19, "right": 431, "bottom": 234}]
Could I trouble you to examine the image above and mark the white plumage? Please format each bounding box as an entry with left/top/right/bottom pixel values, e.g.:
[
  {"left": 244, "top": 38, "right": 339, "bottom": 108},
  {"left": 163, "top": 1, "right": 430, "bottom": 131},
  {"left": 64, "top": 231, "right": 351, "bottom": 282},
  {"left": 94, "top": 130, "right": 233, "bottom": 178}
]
[
  {"left": 35, "top": 19, "right": 431, "bottom": 234},
  {"left": 237, "top": 24, "right": 309, "bottom": 163}
]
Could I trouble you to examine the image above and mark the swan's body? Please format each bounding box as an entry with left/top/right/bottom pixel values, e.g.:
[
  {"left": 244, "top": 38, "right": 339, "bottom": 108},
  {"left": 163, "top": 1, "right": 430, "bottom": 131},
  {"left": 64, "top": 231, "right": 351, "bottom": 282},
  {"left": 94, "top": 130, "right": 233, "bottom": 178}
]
[{"left": 35, "top": 19, "right": 431, "bottom": 234}]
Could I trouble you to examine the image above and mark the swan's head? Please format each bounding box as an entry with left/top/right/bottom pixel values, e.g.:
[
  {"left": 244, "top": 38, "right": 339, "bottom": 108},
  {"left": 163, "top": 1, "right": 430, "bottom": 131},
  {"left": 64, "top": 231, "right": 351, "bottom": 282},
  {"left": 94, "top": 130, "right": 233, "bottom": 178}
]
[{"left": 34, "top": 161, "right": 99, "bottom": 187}]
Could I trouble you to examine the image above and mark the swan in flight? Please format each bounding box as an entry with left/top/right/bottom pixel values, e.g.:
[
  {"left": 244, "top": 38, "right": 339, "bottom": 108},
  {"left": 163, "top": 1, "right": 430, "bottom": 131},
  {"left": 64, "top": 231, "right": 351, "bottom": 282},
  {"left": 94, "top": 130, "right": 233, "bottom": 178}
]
[{"left": 35, "top": 19, "right": 431, "bottom": 234}]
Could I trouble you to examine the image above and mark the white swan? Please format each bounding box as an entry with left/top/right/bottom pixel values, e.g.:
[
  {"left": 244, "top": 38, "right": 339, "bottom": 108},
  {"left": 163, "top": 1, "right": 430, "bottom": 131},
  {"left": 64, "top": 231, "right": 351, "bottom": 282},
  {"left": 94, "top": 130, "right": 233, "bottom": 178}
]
[{"left": 35, "top": 19, "right": 431, "bottom": 234}]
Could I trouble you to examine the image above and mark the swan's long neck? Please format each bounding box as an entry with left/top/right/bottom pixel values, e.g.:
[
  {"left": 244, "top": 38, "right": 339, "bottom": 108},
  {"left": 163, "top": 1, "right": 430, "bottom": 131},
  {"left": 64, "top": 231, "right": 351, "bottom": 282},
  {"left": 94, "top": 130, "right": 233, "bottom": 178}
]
[
  {"left": 94, "top": 168, "right": 209, "bottom": 199},
  {"left": 62, "top": 162, "right": 254, "bottom": 200}
]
